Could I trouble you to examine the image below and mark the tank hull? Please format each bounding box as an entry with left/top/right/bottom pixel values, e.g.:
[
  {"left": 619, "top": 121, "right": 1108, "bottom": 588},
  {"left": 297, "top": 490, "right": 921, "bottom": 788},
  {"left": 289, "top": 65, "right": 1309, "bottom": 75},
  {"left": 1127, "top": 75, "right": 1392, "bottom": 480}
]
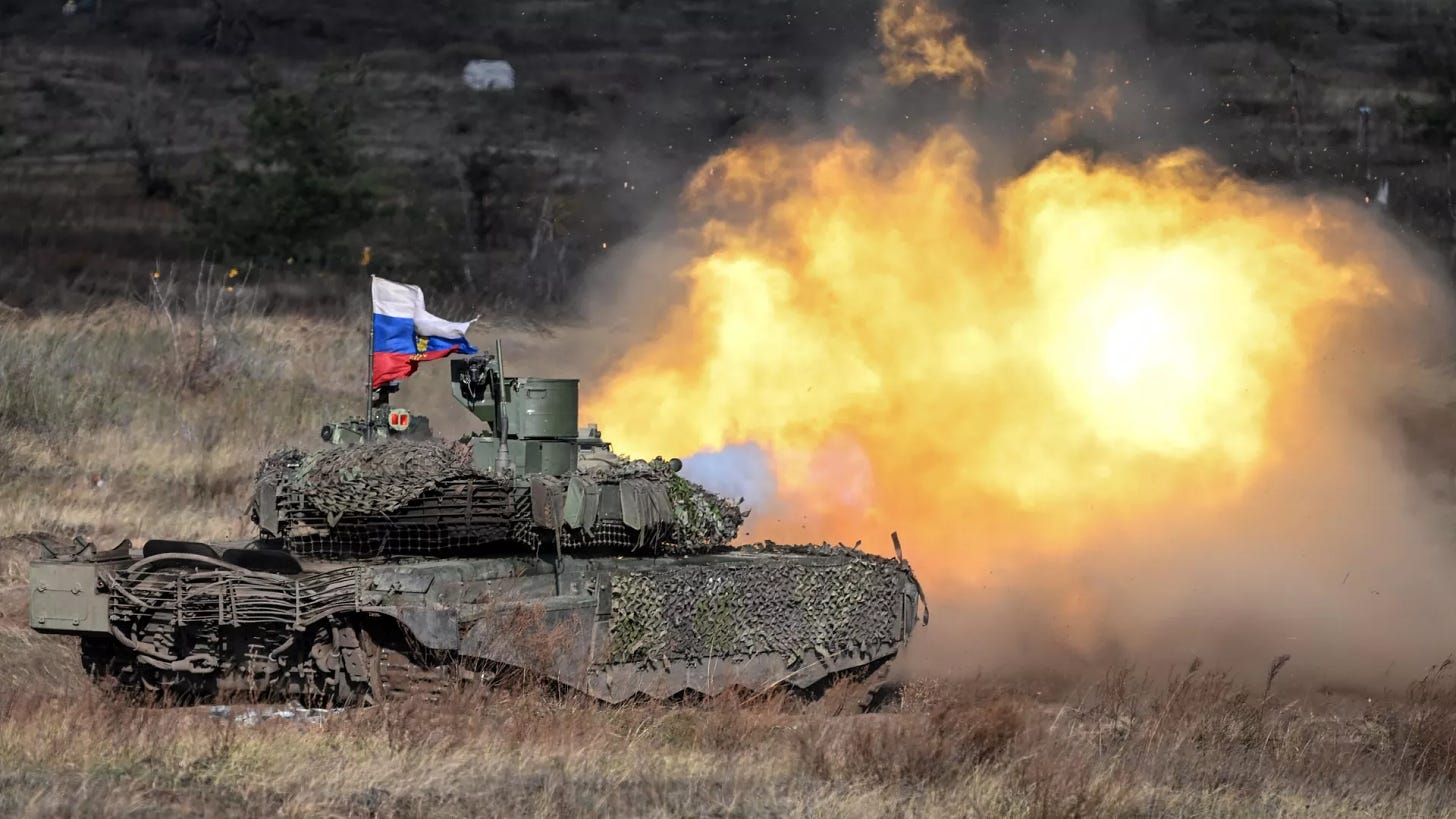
[{"left": 31, "top": 543, "right": 923, "bottom": 704}]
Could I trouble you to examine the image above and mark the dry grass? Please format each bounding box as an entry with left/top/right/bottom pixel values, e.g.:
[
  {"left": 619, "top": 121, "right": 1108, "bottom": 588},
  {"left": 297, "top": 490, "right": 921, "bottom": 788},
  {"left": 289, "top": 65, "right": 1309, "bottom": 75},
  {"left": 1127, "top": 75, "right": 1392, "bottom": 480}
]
[
  {"left": 0, "top": 298, "right": 633, "bottom": 543},
  {"left": 1, "top": 640, "right": 1455, "bottom": 817},
  {"left": 0, "top": 300, "right": 361, "bottom": 543},
  {"left": 5, "top": 303, "right": 1456, "bottom": 815}
]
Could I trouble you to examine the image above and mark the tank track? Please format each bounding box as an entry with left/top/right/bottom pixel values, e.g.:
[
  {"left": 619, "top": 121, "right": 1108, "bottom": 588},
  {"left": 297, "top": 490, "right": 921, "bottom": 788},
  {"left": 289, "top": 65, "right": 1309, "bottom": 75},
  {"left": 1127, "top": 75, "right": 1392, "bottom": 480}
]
[
  {"left": 78, "top": 610, "right": 904, "bottom": 709},
  {"left": 63, "top": 542, "right": 920, "bottom": 706},
  {"left": 356, "top": 631, "right": 896, "bottom": 710}
]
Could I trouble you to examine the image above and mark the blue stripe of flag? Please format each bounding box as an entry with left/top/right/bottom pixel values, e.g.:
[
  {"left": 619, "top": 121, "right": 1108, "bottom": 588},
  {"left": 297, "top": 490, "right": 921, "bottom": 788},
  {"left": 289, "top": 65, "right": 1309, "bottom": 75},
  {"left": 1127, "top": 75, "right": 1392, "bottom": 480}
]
[{"left": 373, "top": 314, "right": 418, "bottom": 354}]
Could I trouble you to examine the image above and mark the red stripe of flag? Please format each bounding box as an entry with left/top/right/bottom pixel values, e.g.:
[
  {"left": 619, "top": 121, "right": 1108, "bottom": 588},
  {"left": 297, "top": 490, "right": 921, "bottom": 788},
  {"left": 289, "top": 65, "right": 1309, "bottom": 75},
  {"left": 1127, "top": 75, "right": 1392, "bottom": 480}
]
[{"left": 371, "top": 347, "right": 458, "bottom": 388}]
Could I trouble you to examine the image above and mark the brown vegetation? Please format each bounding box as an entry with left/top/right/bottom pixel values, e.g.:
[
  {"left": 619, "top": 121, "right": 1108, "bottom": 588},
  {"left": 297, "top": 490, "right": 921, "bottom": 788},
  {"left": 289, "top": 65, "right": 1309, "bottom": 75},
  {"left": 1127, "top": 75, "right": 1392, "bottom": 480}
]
[
  {"left": 3, "top": 630, "right": 1456, "bottom": 816},
  {"left": 0, "top": 294, "right": 625, "bottom": 543},
  {"left": 0, "top": 295, "right": 358, "bottom": 543}
]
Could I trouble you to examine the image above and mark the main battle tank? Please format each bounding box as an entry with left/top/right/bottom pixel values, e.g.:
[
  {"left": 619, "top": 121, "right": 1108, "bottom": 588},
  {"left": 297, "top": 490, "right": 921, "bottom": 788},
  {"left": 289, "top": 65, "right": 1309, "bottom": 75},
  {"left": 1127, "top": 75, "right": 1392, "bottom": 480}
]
[{"left": 29, "top": 346, "right": 925, "bottom": 705}]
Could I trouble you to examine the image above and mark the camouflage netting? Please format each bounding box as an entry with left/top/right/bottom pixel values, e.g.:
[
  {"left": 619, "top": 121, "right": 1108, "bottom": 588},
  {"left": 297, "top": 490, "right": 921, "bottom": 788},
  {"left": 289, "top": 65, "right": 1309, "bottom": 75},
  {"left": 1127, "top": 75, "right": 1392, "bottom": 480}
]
[
  {"left": 261, "top": 440, "right": 476, "bottom": 516},
  {"left": 254, "top": 447, "right": 304, "bottom": 493},
  {"left": 605, "top": 544, "right": 908, "bottom": 664},
  {"left": 253, "top": 443, "right": 748, "bottom": 558},
  {"left": 252, "top": 441, "right": 512, "bottom": 558},
  {"left": 527, "top": 457, "right": 746, "bottom": 556},
  {"left": 666, "top": 473, "right": 747, "bottom": 554},
  {"left": 596, "top": 457, "right": 746, "bottom": 554}
]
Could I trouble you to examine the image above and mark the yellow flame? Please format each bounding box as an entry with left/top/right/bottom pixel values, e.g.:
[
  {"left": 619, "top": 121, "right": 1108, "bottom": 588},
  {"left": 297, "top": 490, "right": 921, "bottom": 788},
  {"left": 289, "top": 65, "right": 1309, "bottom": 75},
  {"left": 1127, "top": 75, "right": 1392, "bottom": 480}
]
[
  {"left": 879, "top": 0, "right": 987, "bottom": 92},
  {"left": 586, "top": 129, "right": 1393, "bottom": 564}
]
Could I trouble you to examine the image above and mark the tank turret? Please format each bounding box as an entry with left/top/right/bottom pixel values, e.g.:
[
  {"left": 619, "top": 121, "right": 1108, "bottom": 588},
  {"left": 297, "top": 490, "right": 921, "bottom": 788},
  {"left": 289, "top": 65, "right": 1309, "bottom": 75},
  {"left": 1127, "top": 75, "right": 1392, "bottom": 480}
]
[
  {"left": 449, "top": 347, "right": 597, "bottom": 477},
  {"left": 250, "top": 342, "right": 721, "bottom": 559}
]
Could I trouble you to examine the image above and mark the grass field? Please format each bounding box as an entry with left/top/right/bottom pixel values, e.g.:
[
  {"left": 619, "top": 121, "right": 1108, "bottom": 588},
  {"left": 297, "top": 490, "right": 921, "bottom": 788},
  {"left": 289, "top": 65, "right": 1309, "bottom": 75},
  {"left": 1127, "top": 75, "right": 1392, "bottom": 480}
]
[
  {"left": 4, "top": 302, "right": 1456, "bottom": 816},
  {"left": 0, "top": 287, "right": 635, "bottom": 543},
  {"left": 4, "top": 599, "right": 1456, "bottom": 817}
]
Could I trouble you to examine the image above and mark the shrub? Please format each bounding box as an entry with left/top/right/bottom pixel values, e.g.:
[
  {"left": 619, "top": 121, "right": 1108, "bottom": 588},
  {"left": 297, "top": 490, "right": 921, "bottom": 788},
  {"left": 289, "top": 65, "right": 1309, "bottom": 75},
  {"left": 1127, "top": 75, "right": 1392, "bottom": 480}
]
[{"left": 185, "top": 63, "right": 376, "bottom": 264}]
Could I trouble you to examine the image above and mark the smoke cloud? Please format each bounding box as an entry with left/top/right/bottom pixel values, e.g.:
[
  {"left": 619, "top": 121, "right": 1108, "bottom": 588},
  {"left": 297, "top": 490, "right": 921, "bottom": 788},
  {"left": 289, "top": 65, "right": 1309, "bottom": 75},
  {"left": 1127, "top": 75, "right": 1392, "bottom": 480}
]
[{"left": 563, "top": 0, "right": 1456, "bottom": 686}]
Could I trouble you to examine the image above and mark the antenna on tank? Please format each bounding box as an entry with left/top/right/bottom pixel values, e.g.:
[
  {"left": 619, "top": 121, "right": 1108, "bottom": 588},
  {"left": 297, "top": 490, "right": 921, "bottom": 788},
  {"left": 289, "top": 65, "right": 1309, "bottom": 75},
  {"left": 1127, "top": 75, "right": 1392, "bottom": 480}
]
[{"left": 492, "top": 339, "right": 513, "bottom": 476}]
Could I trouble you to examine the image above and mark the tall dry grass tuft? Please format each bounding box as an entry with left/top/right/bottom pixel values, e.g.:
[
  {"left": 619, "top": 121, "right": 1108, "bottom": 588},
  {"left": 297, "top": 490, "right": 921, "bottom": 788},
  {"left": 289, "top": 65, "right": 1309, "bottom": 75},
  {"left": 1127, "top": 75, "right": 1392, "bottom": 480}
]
[
  {"left": 1385, "top": 660, "right": 1456, "bottom": 783},
  {"left": 0, "top": 284, "right": 361, "bottom": 542},
  {"left": 145, "top": 257, "right": 265, "bottom": 395},
  {"left": 795, "top": 691, "right": 1024, "bottom": 785}
]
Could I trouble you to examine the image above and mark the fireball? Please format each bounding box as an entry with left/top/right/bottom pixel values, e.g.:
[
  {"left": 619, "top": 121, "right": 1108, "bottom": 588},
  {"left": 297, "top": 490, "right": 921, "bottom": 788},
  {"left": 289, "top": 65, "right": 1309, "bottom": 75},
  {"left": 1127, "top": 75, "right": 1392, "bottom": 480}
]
[
  {"left": 585, "top": 129, "right": 1394, "bottom": 568},
  {"left": 579, "top": 0, "right": 1456, "bottom": 681}
]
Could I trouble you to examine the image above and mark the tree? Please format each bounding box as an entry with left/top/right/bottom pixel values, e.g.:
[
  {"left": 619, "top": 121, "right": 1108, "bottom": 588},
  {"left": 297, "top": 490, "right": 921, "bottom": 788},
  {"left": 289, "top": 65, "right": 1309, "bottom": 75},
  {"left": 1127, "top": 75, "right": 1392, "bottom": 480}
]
[{"left": 186, "top": 64, "right": 375, "bottom": 263}]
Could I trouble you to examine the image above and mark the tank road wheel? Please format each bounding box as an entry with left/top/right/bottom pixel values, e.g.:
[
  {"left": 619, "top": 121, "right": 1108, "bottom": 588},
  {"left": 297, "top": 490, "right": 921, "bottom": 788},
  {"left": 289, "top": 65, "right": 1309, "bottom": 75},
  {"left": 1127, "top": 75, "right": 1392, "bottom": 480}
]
[
  {"left": 79, "top": 635, "right": 212, "bottom": 704},
  {"left": 80, "top": 635, "right": 128, "bottom": 694},
  {"left": 320, "top": 621, "right": 385, "bottom": 706},
  {"left": 312, "top": 619, "right": 458, "bottom": 705}
]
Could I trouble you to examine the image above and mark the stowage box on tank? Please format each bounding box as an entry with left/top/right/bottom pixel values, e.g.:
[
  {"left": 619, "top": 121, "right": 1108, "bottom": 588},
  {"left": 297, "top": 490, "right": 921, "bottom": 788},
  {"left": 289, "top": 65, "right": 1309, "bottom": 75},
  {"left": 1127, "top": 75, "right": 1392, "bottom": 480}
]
[{"left": 29, "top": 345, "right": 925, "bottom": 705}]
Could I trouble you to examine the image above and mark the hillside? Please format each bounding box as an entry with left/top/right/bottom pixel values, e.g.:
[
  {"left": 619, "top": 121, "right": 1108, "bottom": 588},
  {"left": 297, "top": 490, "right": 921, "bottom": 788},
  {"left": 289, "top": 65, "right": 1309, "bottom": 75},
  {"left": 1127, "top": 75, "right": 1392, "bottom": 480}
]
[{"left": 1, "top": 0, "right": 1453, "bottom": 313}]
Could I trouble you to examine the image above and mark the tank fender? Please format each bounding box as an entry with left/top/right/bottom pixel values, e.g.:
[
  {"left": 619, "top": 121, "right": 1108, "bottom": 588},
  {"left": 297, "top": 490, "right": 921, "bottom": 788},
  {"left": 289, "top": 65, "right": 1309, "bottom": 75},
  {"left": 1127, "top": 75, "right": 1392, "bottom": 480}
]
[
  {"left": 30, "top": 562, "right": 109, "bottom": 634},
  {"left": 364, "top": 568, "right": 437, "bottom": 595},
  {"left": 388, "top": 605, "right": 461, "bottom": 650},
  {"left": 459, "top": 601, "right": 595, "bottom": 683}
]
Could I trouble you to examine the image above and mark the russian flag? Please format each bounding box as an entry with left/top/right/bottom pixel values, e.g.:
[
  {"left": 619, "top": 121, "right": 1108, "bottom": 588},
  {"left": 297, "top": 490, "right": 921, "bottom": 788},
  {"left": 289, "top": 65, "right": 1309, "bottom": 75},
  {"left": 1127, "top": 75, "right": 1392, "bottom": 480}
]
[{"left": 371, "top": 276, "right": 478, "bottom": 388}]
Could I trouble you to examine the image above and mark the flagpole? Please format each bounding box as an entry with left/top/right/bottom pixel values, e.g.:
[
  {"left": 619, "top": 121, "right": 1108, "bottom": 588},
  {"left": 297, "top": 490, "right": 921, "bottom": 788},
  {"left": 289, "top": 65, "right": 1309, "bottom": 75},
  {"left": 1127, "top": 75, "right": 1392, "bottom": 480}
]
[
  {"left": 363, "top": 263, "right": 375, "bottom": 441},
  {"left": 364, "top": 323, "right": 375, "bottom": 441}
]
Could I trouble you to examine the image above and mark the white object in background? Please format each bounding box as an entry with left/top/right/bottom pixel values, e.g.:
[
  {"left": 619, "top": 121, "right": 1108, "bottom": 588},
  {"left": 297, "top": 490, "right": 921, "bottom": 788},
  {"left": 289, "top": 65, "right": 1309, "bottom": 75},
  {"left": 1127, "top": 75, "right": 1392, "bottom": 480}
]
[
  {"left": 1374, "top": 178, "right": 1390, "bottom": 208},
  {"left": 463, "top": 60, "right": 515, "bottom": 91}
]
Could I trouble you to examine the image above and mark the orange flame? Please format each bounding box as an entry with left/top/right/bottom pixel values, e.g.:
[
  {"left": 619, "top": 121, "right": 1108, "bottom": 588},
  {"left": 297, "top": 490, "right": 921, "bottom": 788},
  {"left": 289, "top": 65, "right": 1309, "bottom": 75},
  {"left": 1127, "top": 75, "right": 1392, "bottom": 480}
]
[{"left": 586, "top": 128, "right": 1398, "bottom": 579}]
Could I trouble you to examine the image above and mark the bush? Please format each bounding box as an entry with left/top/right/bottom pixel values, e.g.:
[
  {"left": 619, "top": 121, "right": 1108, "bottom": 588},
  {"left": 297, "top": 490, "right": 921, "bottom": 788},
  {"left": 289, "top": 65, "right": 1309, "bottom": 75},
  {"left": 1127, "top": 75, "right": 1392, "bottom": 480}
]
[{"left": 186, "top": 63, "right": 376, "bottom": 264}]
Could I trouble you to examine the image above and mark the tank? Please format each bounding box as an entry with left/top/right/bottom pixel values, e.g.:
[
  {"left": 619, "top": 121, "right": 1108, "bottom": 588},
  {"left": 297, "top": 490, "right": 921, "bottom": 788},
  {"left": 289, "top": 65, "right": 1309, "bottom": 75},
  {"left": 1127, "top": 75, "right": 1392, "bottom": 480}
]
[{"left": 28, "top": 345, "right": 926, "bottom": 705}]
